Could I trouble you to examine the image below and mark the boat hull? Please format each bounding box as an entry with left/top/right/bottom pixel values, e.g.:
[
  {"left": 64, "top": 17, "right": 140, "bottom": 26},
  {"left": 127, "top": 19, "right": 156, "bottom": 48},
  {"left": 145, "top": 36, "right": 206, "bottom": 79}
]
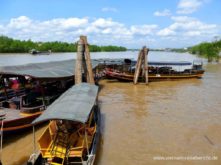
[
  {"left": 105, "top": 70, "right": 204, "bottom": 82},
  {"left": 0, "top": 111, "right": 43, "bottom": 135}
]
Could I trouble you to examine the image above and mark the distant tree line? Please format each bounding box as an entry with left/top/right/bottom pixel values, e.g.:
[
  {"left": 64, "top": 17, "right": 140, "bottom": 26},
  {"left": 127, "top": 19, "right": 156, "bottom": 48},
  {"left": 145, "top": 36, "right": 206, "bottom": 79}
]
[
  {"left": 189, "top": 40, "right": 221, "bottom": 62},
  {"left": 0, "top": 36, "right": 127, "bottom": 53},
  {"left": 167, "top": 39, "right": 221, "bottom": 62}
]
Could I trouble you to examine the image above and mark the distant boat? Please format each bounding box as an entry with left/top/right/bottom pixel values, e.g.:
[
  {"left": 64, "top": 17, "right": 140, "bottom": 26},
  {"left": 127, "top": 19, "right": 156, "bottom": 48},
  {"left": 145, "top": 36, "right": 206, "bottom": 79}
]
[{"left": 29, "top": 49, "right": 51, "bottom": 55}]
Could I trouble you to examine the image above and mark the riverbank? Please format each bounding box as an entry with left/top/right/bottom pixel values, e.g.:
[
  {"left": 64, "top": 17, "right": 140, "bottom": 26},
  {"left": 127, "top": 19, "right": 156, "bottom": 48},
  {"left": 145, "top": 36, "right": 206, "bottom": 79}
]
[{"left": 0, "top": 36, "right": 127, "bottom": 53}]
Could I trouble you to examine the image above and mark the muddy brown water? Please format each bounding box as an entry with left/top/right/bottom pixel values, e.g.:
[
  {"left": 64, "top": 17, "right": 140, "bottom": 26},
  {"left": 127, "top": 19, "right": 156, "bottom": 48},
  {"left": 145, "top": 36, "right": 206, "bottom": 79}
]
[{"left": 2, "top": 63, "right": 221, "bottom": 165}]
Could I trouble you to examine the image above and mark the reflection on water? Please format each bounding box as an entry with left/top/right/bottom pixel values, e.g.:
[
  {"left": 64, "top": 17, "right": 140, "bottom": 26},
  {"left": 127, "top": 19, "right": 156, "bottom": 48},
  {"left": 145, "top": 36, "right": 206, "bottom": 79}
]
[{"left": 1, "top": 53, "right": 221, "bottom": 165}]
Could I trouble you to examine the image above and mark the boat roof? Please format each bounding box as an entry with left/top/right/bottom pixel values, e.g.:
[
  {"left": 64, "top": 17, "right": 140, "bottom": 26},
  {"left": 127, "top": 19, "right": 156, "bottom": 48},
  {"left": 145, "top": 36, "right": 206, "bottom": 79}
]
[
  {"left": 32, "top": 83, "right": 98, "bottom": 124},
  {"left": 101, "top": 59, "right": 192, "bottom": 66},
  {"left": 148, "top": 61, "right": 192, "bottom": 66},
  {"left": 0, "top": 59, "right": 100, "bottom": 79}
]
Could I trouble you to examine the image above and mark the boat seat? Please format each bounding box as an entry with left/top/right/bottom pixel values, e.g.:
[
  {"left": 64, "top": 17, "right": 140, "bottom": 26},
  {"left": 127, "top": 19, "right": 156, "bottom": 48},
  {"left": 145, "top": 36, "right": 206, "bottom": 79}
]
[
  {"left": 20, "top": 94, "right": 45, "bottom": 112},
  {"left": 68, "top": 136, "right": 85, "bottom": 161},
  {"left": 15, "top": 88, "right": 26, "bottom": 96},
  {"left": 67, "top": 127, "right": 95, "bottom": 160},
  {"left": 7, "top": 90, "right": 16, "bottom": 99}
]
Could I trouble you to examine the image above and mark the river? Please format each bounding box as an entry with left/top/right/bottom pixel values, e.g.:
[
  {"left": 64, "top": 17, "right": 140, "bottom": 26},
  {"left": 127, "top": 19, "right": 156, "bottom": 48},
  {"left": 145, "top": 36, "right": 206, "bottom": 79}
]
[{"left": 0, "top": 51, "right": 221, "bottom": 165}]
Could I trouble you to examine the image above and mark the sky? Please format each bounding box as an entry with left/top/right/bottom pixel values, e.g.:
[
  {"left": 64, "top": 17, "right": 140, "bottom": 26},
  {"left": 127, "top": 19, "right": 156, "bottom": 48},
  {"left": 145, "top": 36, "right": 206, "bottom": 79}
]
[{"left": 0, "top": 0, "right": 220, "bottom": 48}]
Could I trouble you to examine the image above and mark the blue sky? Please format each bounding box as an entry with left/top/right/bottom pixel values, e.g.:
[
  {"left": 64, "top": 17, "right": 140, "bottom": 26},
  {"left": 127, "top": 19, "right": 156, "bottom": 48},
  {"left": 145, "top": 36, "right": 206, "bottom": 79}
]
[{"left": 0, "top": 0, "right": 220, "bottom": 48}]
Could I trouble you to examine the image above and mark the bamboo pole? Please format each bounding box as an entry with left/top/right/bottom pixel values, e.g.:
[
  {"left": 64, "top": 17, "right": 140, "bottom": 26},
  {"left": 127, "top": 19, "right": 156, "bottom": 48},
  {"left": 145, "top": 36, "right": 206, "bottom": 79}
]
[
  {"left": 133, "top": 49, "right": 143, "bottom": 84},
  {"left": 81, "top": 36, "right": 95, "bottom": 84},
  {"left": 75, "top": 38, "right": 84, "bottom": 84}
]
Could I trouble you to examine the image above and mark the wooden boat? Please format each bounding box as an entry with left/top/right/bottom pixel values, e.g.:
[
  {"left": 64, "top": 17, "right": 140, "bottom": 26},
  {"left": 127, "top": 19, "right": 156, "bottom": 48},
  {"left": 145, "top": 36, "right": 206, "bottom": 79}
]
[
  {"left": 28, "top": 83, "right": 100, "bottom": 165},
  {"left": 30, "top": 49, "right": 51, "bottom": 55},
  {"left": 0, "top": 108, "right": 43, "bottom": 134},
  {"left": 0, "top": 60, "right": 79, "bottom": 134},
  {"left": 0, "top": 59, "right": 104, "bottom": 134},
  {"left": 105, "top": 69, "right": 204, "bottom": 82},
  {"left": 105, "top": 60, "right": 205, "bottom": 82}
]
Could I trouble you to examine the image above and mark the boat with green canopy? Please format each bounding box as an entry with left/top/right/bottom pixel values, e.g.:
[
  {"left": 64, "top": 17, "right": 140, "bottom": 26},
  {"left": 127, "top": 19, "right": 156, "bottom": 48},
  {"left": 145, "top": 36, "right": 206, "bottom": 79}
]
[{"left": 27, "top": 83, "right": 100, "bottom": 165}]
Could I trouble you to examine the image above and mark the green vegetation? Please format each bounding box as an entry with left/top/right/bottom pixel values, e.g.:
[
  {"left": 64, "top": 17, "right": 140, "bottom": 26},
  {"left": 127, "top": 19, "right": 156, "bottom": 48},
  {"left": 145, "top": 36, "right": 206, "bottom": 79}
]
[
  {"left": 170, "top": 48, "right": 188, "bottom": 53},
  {"left": 0, "top": 36, "right": 127, "bottom": 53},
  {"left": 189, "top": 40, "right": 221, "bottom": 62}
]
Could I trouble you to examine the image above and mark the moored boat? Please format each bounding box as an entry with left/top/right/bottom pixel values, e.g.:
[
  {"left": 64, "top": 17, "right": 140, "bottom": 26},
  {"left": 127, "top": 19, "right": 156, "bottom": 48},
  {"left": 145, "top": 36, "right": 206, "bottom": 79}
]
[
  {"left": 0, "top": 60, "right": 78, "bottom": 134},
  {"left": 105, "top": 59, "right": 205, "bottom": 82},
  {"left": 0, "top": 108, "right": 43, "bottom": 134},
  {"left": 27, "top": 83, "right": 100, "bottom": 165}
]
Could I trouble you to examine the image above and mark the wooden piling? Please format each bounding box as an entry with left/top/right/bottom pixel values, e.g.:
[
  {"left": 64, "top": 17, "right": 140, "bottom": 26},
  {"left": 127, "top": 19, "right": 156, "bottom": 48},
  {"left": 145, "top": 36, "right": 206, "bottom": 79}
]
[
  {"left": 133, "top": 46, "right": 149, "bottom": 85},
  {"left": 81, "top": 36, "right": 95, "bottom": 85},
  {"left": 143, "top": 47, "right": 149, "bottom": 85},
  {"left": 75, "top": 38, "right": 84, "bottom": 84},
  {"left": 133, "top": 49, "right": 143, "bottom": 84}
]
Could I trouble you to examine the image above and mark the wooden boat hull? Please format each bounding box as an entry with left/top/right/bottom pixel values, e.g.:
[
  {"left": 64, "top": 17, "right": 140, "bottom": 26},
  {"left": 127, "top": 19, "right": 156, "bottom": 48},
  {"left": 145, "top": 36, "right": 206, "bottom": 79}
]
[
  {"left": 0, "top": 111, "right": 43, "bottom": 135},
  {"left": 105, "top": 70, "right": 204, "bottom": 82}
]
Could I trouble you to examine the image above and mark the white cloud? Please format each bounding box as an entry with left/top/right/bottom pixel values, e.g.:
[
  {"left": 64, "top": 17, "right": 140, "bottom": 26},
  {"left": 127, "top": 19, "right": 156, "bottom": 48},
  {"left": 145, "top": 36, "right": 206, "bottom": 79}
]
[
  {"left": 177, "top": 0, "right": 205, "bottom": 14},
  {"left": 154, "top": 9, "right": 171, "bottom": 17},
  {"left": 157, "top": 28, "right": 176, "bottom": 36},
  {"left": 157, "top": 16, "right": 218, "bottom": 39},
  {"left": 91, "top": 18, "right": 123, "bottom": 28},
  {"left": 0, "top": 16, "right": 158, "bottom": 47},
  {"left": 130, "top": 25, "right": 158, "bottom": 35},
  {"left": 0, "top": 16, "right": 219, "bottom": 48},
  {"left": 8, "top": 16, "right": 32, "bottom": 29},
  {"left": 101, "top": 7, "right": 118, "bottom": 12}
]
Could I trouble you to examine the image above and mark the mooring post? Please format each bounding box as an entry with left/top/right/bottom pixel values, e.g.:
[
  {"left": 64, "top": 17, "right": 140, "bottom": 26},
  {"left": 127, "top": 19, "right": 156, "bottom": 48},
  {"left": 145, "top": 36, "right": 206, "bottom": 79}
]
[
  {"left": 133, "top": 49, "right": 143, "bottom": 84},
  {"left": 80, "top": 36, "right": 88, "bottom": 82},
  {"left": 143, "top": 47, "right": 149, "bottom": 85},
  {"left": 81, "top": 36, "right": 95, "bottom": 84},
  {"left": 75, "top": 38, "right": 84, "bottom": 84}
]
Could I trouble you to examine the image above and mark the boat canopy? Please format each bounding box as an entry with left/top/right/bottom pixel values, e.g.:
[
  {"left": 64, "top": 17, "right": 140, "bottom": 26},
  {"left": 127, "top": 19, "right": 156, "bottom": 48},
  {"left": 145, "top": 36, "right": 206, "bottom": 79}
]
[
  {"left": 32, "top": 83, "right": 98, "bottom": 124},
  {"left": 148, "top": 61, "right": 192, "bottom": 66},
  {"left": 0, "top": 59, "right": 100, "bottom": 79},
  {"left": 109, "top": 59, "right": 192, "bottom": 66}
]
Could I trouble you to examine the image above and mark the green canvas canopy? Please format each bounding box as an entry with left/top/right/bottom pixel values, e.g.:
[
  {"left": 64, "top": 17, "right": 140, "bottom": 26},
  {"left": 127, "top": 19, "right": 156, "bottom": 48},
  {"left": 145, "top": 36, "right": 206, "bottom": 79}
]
[
  {"left": 32, "top": 83, "right": 98, "bottom": 124},
  {"left": 0, "top": 59, "right": 100, "bottom": 79}
]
